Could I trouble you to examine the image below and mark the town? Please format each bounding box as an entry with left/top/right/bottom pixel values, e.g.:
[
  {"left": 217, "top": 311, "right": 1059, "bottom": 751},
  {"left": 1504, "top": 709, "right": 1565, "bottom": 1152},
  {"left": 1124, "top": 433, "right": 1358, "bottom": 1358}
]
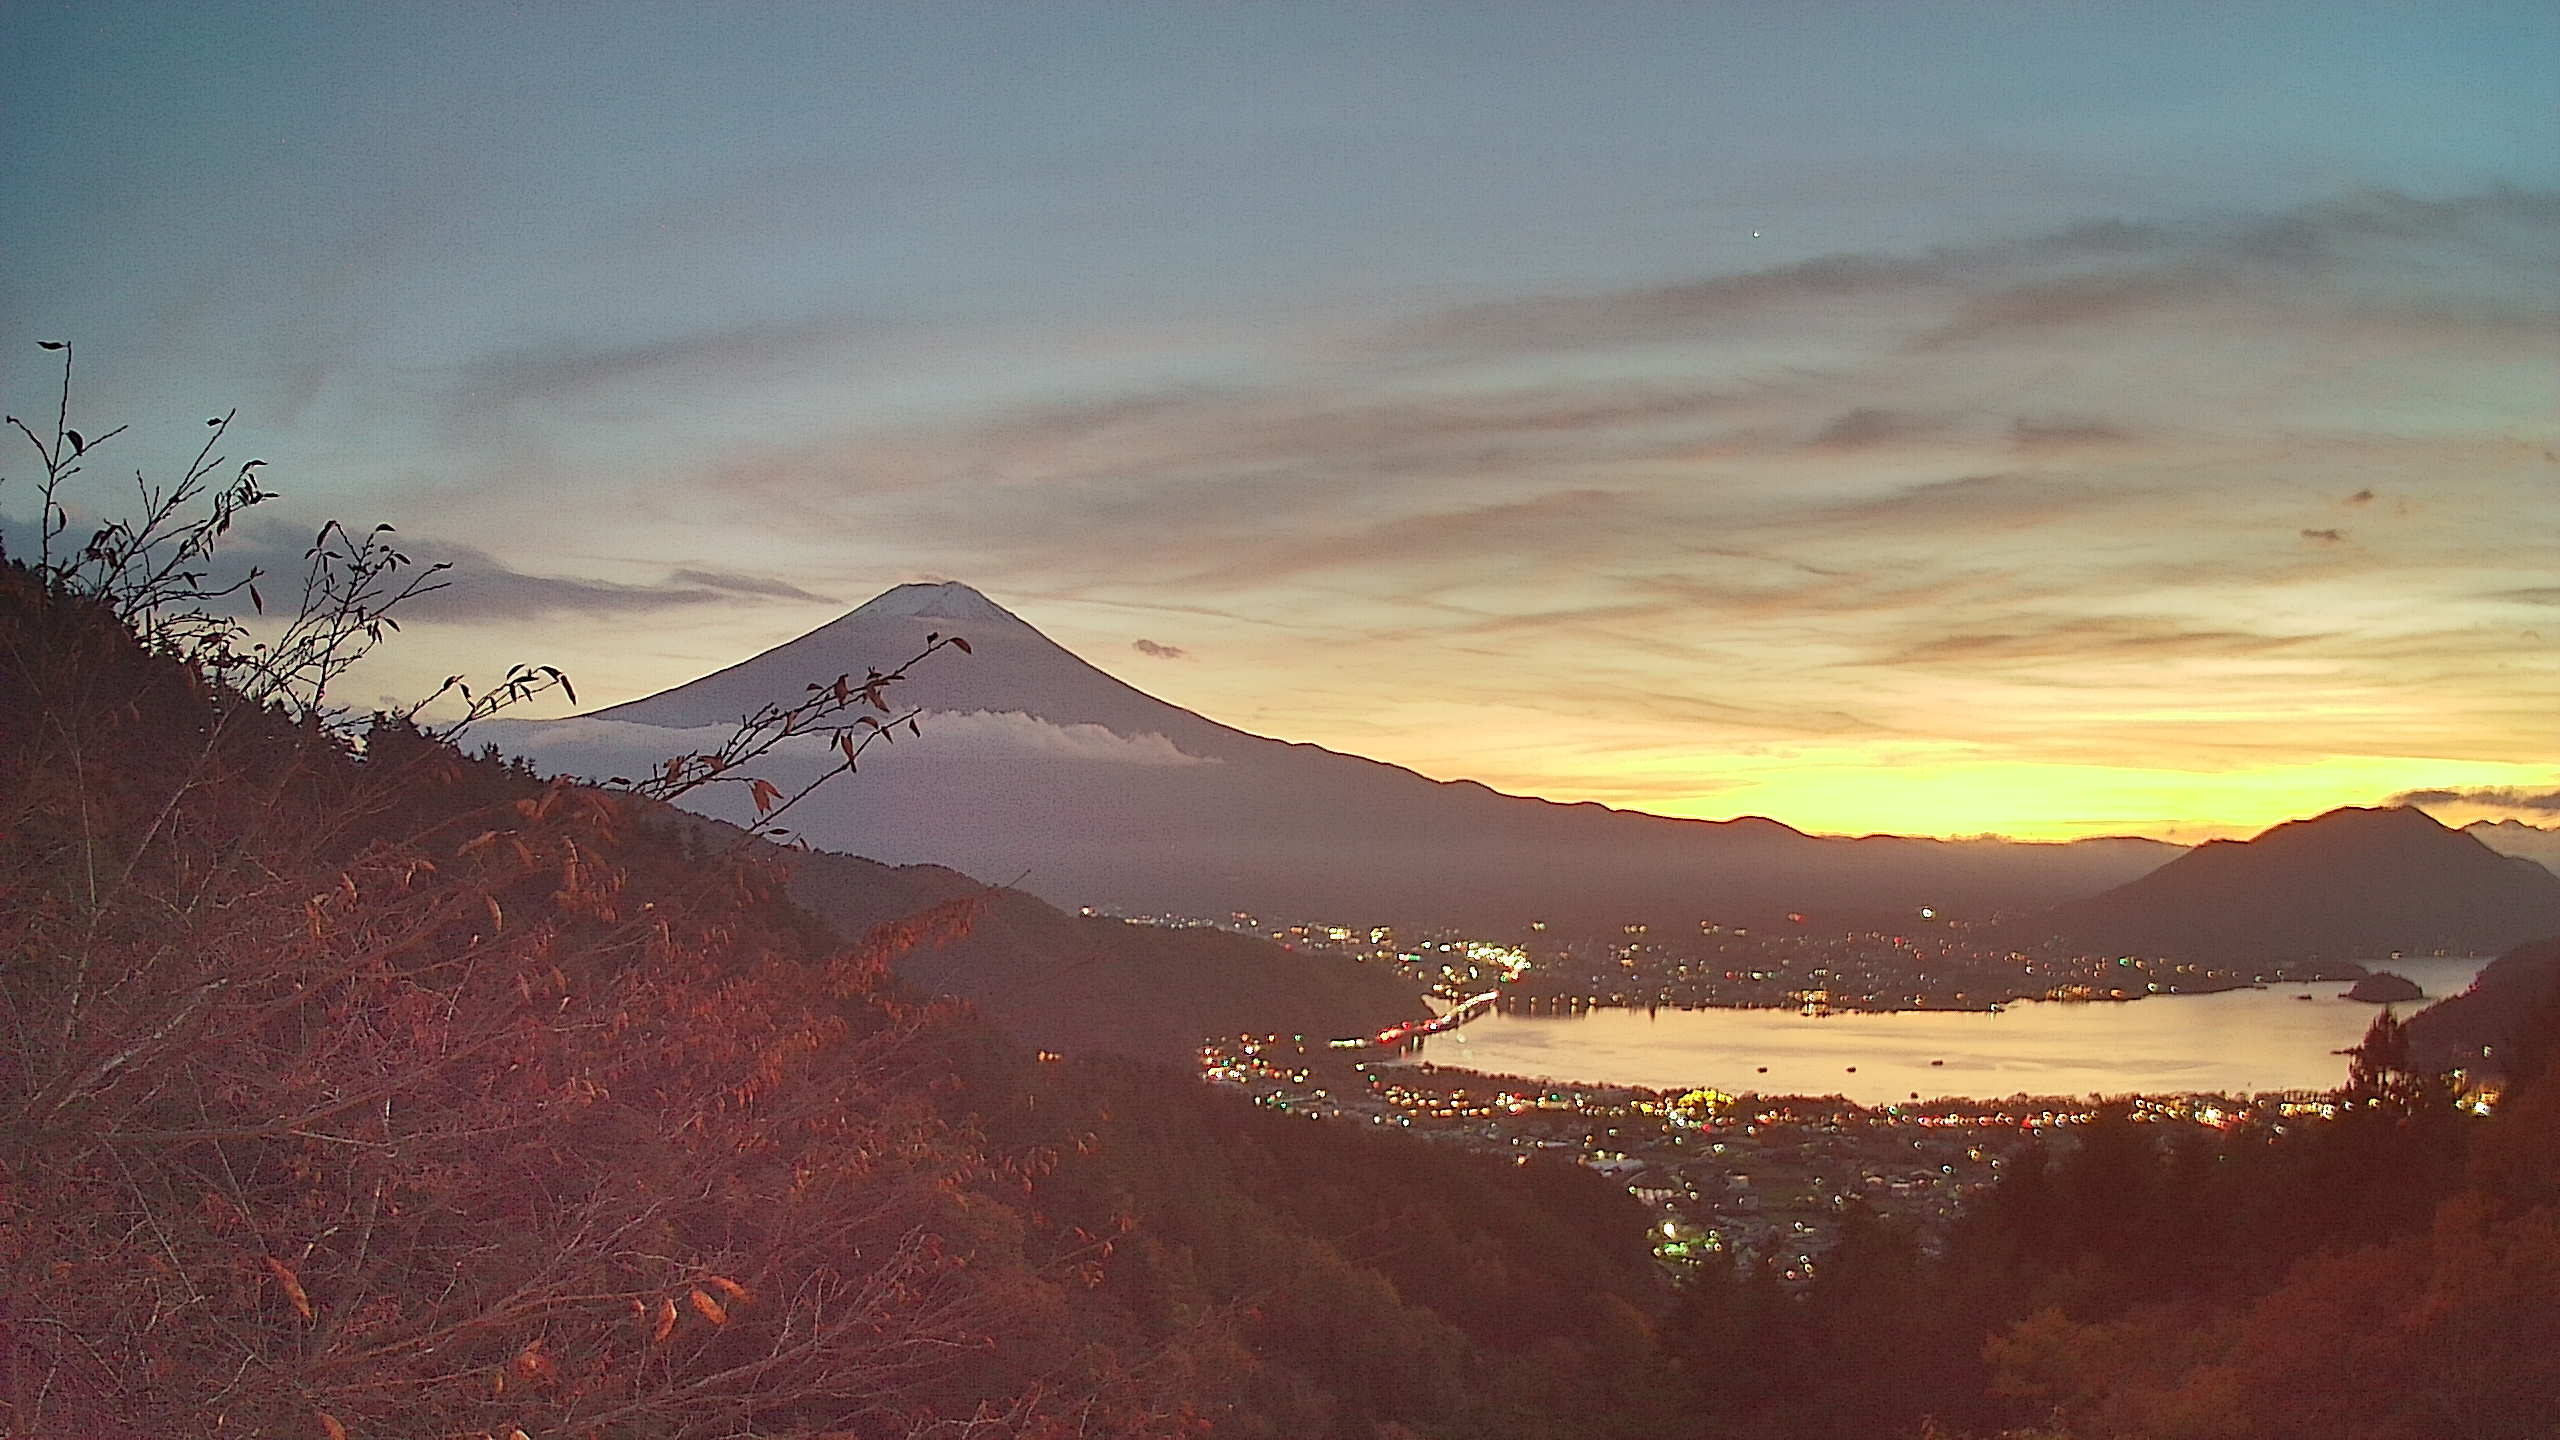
[
  {"left": 1120, "top": 905, "right": 2403, "bottom": 1279},
  {"left": 1170, "top": 909, "right": 2378, "bottom": 1012},
  {"left": 1200, "top": 1031, "right": 2350, "bottom": 1280}
]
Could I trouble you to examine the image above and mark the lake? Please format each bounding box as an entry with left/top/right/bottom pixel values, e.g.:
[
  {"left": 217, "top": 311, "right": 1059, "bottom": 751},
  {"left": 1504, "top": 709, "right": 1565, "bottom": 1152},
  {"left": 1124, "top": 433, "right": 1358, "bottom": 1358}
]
[{"left": 1397, "top": 956, "right": 2492, "bottom": 1104}]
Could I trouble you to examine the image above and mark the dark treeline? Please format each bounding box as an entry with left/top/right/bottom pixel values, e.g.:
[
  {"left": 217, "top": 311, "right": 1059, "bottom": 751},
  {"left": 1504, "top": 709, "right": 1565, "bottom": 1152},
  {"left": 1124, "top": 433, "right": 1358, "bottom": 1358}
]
[{"left": 1663, "top": 1001, "right": 2560, "bottom": 1439}]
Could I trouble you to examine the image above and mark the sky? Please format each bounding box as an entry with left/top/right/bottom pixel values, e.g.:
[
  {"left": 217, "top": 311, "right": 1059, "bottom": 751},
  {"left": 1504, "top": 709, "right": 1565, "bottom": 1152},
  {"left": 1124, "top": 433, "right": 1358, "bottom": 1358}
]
[{"left": 4, "top": 2, "right": 2555, "bottom": 841}]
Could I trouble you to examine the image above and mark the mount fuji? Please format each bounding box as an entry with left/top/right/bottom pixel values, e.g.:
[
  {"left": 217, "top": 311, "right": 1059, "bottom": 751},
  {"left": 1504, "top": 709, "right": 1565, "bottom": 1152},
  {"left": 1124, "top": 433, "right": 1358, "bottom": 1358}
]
[{"left": 484, "top": 582, "right": 2179, "bottom": 931}]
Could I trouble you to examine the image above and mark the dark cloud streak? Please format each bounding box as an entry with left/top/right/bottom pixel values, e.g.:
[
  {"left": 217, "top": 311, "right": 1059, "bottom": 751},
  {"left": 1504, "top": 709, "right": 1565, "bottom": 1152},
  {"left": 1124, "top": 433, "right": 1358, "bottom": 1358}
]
[
  {"left": 185, "top": 523, "right": 828, "bottom": 623},
  {"left": 2395, "top": 786, "right": 2560, "bottom": 813}
]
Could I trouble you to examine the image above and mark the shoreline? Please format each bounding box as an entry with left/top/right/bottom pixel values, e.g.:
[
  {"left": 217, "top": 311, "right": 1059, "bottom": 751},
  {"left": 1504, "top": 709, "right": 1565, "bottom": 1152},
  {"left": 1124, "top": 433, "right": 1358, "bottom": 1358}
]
[{"left": 1372, "top": 1054, "right": 2337, "bottom": 1117}]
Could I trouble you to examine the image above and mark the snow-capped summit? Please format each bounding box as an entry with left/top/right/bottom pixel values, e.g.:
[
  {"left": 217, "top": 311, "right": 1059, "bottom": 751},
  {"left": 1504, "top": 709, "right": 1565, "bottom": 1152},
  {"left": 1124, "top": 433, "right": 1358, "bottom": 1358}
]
[
  {"left": 591, "top": 580, "right": 1241, "bottom": 750},
  {"left": 847, "top": 581, "right": 1026, "bottom": 626},
  {"left": 491, "top": 578, "right": 2182, "bottom": 931}
]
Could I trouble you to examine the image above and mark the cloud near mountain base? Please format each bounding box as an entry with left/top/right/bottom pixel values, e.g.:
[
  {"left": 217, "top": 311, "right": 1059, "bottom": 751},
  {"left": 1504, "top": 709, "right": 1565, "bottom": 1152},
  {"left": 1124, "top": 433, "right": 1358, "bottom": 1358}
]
[{"left": 476, "top": 710, "right": 1220, "bottom": 789}]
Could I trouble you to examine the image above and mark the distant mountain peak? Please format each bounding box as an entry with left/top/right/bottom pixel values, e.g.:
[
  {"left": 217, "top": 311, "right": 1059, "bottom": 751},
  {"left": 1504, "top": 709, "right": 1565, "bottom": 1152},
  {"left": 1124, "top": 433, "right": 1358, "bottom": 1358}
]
[
  {"left": 2274, "top": 804, "right": 2448, "bottom": 837},
  {"left": 2040, "top": 800, "right": 2560, "bottom": 961},
  {"left": 2304, "top": 799, "right": 2437, "bottom": 825},
  {"left": 848, "top": 580, "right": 1024, "bottom": 625},
  {"left": 2233, "top": 805, "right": 2461, "bottom": 860}
]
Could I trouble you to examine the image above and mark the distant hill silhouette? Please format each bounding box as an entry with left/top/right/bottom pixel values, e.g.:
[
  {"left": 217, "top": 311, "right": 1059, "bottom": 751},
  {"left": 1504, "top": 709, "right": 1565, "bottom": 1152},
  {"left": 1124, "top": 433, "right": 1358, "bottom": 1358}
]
[
  {"left": 2032, "top": 806, "right": 2560, "bottom": 963},
  {"left": 490, "top": 582, "right": 2177, "bottom": 932},
  {"left": 2464, "top": 817, "right": 2560, "bottom": 876}
]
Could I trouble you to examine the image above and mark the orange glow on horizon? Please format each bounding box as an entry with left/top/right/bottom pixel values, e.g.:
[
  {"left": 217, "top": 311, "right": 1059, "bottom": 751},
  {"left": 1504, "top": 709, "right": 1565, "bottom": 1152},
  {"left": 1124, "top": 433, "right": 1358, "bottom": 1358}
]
[{"left": 1451, "top": 753, "right": 2559, "bottom": 844}]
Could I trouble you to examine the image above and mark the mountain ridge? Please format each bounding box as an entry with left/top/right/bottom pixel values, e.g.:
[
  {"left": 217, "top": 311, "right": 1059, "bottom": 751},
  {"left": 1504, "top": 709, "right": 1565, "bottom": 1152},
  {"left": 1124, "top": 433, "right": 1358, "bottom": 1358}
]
[
  {"left": 2463, "top": 817, "right": 2560, "bottom": 876},
  {"left": 498, "top": 580, "right": 2183, "bottom": 930},
  {"left": 2033, "top": 804, "right": 2560, "bottom": 962}
]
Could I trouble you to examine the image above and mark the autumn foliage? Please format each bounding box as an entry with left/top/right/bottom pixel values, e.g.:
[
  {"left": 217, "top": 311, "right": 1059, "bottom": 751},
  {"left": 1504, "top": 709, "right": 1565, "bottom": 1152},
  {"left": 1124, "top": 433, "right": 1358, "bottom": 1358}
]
[
  {"left": 0, "top": 560, "right": 1693, "bottom": 1439},
  {"left": 0, "top": 568, "right": 1207, "bottom": 1436}
]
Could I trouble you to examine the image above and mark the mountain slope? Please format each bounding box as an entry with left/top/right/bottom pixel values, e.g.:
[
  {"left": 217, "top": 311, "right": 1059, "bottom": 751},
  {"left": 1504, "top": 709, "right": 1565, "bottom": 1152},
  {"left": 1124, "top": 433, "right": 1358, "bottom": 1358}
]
[
  {"left": 2034, "top": 806, "right": 2560, "bottom": 962},
  {"left": 0, "top": 569, "right": 1668, "bottom": 1438},
  {"left": 494, "top": 582, "right": 2179, "bottom": 931},
  {"left": 769, "top": 842, "right": 1427, "bottom": 1060},
  {"left": 2406, "top": 935, "right": 2560, "bottom": 1078},
  {"left": 2466, "top": 818, "right": 2560, "bottom": 876}
]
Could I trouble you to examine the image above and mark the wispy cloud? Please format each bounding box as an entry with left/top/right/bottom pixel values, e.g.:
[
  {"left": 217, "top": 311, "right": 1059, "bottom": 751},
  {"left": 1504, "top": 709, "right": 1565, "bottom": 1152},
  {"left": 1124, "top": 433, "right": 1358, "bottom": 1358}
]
[
  {"left": 456, "top": 312, "right": 877, "bottom": 410},
  {"left": 482, "top": 709, "right": 1221, "bottom": 782},
  {"left": 665, "top": 568, "right": 833, "bottom": 604},
  {"left": 198, "top": 523, "right": 833, "bottom": 622},
  {"left": 386, "top": 188, "right": 2556, "bottom": 833},
  {"left": 1809, "top": 408, "right": 1940, "bottom": 449},
  {"left": 2395, "top": 786, "right": 2560, "bottom": 814}
]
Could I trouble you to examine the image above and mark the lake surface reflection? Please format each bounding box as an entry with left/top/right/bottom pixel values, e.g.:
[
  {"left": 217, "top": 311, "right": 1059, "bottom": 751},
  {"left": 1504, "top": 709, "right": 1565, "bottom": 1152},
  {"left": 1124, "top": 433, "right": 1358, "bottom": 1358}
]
[{"left": 1398, "top": 956, "right": 2492, "bottom": 1104}]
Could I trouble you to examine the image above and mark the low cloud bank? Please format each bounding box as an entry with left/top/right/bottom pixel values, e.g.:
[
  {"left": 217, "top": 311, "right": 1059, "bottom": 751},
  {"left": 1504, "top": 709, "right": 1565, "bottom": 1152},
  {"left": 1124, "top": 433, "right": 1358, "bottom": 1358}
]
[{"left": 476, "top": 708, "right": 1219, "bottom": 785}]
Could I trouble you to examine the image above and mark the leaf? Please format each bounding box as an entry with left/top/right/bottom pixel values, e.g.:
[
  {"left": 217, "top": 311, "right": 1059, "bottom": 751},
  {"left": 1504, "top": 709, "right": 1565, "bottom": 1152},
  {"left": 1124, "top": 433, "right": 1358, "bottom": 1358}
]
[
  {"left": 249, "top": 584, "right": 263, "bottom": 614},
  {"left": 266, "top": 1257, "right": 314, "bottom": 1320},
  {"left": 749, "top": 778, "right": 781, "bottom": 815},
  {"left": 950, "top": 635, "right": 971, "bottom": 654},
  {"left": 65, "top": 428, "right": 85, "bottom": 455},
  {"left": 542, "top": 665, "right": 576, "bottom": 704},
  {"left": 318, "top": 1414, "right": 348, "bottom": 1440},
  {"left": 688, "top": 1287, "right": 729, "bottom": 1327},
  {"left": 514, "top": 1339, "right": 559, "bottom": 1383},
  {"left": 484, "top": 895, "right": 505, "bottom": 933},
  {"left": 705, "top": 1274, "right": 753, "bottom": 1304},
  {"left": 37, "top": 340, "right": 64, "bottom": 351},
  {"left": 652, "top": 1294, "right": 679, "bottom": 1342}
]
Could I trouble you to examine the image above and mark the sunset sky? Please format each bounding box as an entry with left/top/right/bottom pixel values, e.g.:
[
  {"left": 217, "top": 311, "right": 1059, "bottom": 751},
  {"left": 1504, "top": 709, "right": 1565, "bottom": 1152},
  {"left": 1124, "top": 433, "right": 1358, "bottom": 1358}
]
[{"left": 5, "top": 3, "right": 2555, "bottom": 841}]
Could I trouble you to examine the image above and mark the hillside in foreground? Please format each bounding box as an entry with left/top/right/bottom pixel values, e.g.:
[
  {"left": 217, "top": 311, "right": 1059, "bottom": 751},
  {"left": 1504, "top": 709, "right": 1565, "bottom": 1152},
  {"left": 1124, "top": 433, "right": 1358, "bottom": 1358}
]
[
  {"left": 487, "top": 582, "right": 2179, "bottom": 932},
  {"left": 774, "top": 843, "right": 1428, "bottom": 1062},
  {"left": 649, "top": 811, "right": 1429, "bottom": 1065},
  {"left": 2409, "top": 935, "right": 2560, "bottom": 1078},
  {"left": 0, "top": 566, "right": 1672, "bottom": 1437}
]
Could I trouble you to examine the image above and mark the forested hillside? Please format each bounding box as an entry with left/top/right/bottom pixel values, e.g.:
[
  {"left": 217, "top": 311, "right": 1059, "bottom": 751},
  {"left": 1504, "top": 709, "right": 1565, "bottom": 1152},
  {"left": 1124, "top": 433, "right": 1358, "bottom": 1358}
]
[
  {"left": 775, "top": 845, "right": 1427, "bottom": 1064},
  {"left": 0, "top": 562, "right": 1675, "bottom": 1436},
  {"left": 1662, "top": 1004, "right": 2560, "bottom": 1439}
]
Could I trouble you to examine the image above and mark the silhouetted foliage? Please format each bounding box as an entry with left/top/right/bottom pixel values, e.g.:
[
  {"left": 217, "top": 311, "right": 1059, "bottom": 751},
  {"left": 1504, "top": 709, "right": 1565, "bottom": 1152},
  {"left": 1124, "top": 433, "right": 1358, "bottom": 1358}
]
[
  {"left": 1650, "top": 1009, "right": 2557, "bottom": 1440},
  {"left": 0, "top": 361, "right": 1681, "bottom": 1437}
]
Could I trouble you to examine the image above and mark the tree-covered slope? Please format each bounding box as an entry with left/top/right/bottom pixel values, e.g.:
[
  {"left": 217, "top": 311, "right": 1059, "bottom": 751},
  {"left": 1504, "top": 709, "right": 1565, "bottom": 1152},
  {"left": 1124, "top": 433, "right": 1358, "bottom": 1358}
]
[
  {"left": 776, "top": 845, "right": 1428, "bottom": 1062},
  {"left": 0, "top": 566, "right": 1668, "bottom": 1438}
]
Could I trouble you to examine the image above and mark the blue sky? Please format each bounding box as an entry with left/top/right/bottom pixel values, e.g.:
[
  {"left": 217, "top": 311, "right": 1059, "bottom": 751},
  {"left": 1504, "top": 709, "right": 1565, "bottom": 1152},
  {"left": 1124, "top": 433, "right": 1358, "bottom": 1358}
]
[{"left": 5, "top": 2, "right": 2555, "bottom": 837}]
